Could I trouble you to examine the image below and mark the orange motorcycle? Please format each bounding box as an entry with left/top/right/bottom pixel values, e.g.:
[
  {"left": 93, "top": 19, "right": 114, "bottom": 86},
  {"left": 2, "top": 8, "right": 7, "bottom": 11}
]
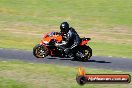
[{"left": 33, "top": 32, "right": 92, "bottom": 61}]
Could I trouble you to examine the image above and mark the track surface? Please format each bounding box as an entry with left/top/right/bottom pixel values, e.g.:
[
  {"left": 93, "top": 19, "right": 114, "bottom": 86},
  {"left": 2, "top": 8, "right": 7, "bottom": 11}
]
[{"left": 0, "top": 48, "right": 132, "bottom": 72}]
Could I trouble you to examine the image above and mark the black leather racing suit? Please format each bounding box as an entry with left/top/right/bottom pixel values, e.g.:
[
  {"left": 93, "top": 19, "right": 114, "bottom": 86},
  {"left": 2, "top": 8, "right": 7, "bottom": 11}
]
[{"left": 61, "top": 27, "right": 81, "bottom": 50}]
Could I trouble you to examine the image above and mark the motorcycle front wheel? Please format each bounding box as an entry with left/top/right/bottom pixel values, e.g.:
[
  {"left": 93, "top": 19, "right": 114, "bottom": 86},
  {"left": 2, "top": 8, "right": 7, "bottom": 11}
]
[{"left": 33, "top": 44, "right": 49, "bottom": 58}]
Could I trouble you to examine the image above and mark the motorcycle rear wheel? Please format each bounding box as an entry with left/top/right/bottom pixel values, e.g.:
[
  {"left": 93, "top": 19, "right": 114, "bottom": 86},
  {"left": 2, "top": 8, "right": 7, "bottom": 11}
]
[{"left": 76, "top": 45, "right": 92, "bottom": 62}]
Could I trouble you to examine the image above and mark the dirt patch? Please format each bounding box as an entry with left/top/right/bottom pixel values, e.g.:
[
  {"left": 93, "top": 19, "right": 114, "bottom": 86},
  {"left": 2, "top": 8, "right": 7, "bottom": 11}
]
[
  {"left": 79, "top": 25, "right": 132, "bottom": 44},
  {"left": 109, "top": 26, "right": 132, "bottom": 34},
  {"left": 4, "top": 28, "right": 40, "bottom": 36},
  {"left": 0, "top": 7, "right": 16, "bottom": 14},
  {"left": 2, "top": 23, "right": 132, "bottom": 44}
]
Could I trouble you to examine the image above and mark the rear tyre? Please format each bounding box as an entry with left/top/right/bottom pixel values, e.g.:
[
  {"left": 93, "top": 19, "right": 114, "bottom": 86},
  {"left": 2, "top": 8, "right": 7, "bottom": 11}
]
[
  {"left": 76, "top": 45, "right": 92, "bottom": 62},
  {"left": 33, "top": 44, "right": 49, "bottom": 58}
]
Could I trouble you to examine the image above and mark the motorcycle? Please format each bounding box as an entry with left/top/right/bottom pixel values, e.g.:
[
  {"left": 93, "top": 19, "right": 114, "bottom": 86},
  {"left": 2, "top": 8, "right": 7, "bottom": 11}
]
[{"left": 33, "top": 32, "right": 92, "bottom": 61}]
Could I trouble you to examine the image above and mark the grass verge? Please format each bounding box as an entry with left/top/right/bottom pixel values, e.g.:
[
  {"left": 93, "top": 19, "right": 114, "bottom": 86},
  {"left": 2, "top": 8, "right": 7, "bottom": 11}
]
[{"left": 0, "top": 60, "right": 131, "bottom": 88}]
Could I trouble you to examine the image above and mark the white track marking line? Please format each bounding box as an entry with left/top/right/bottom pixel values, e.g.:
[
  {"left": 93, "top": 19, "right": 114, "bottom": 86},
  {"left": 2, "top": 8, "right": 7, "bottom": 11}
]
[
  {"left": 108, "top": 56, "right": 112, "bottom": 57},
  {"left": 1, "top": 61, "right": 7, "bottom": 62}
]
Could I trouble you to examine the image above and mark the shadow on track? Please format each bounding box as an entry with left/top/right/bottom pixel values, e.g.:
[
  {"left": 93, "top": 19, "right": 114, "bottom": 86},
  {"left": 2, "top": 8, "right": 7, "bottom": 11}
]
[
  {"left": 59, "top": 58, "right": 111, "bottom": 63},
  {"left": 47, "top": 57, "right": 58, "bottom": 59},
  {"left": 88, "top": 60, "right": 111, "bottom": 63}
]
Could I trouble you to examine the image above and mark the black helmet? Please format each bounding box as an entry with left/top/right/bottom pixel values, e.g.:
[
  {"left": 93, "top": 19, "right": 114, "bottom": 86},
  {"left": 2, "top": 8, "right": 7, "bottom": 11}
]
[{"left": 60, "top": 22, "right": 69, "bottom": 33}]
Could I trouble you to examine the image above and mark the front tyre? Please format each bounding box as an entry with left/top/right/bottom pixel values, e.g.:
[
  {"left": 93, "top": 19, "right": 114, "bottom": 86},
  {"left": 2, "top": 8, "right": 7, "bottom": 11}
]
[{"left": 33, "top": 44, "right": 49, "bottom": 58}]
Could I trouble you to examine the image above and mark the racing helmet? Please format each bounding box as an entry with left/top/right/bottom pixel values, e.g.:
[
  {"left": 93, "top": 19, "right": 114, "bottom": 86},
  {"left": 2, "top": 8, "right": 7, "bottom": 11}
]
[{"left": 60, "top": 22, "right": 69, "bottom": 33}]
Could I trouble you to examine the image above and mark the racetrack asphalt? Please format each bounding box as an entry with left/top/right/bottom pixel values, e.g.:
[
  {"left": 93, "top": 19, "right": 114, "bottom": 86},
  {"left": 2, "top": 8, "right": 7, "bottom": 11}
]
[{"left": 0, "top": 48, "right": 132, "bottom": 72}]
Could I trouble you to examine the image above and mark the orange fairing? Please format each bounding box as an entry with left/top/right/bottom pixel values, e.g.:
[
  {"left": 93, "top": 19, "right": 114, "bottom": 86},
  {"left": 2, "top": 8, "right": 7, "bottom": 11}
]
[
  {"left": 54, "top": 35, "right": 62, "bottom": 42},
  {"left": 40, "top": 32, "right": 62, "bottom": 44},
  {"left": 80, "top": 40, "right": 89, "bottom": 45}
]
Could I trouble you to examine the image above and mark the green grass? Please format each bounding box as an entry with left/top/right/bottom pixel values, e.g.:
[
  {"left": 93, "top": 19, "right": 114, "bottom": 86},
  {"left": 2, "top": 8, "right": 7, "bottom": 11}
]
[
  {"left": 0, "top": 0, "right": 132, "bottom": 26},
  {"left": 0, "top": 77, "right": 31, "bottom": 88},
  {"left": 0, "top": 0, "right": 132, "bottom": 58},
  {"left": 0, "top": 60, "right": 131, "bottom": 88},
  {"left": 89, "top": 42, "right": 132, "bottom": 58}
]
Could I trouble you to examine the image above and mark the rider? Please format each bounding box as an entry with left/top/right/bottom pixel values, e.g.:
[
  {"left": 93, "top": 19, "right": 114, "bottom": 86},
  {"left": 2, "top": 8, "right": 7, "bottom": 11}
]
[{"left": 58, "top": 22, "right": 81, "bottom": 54}]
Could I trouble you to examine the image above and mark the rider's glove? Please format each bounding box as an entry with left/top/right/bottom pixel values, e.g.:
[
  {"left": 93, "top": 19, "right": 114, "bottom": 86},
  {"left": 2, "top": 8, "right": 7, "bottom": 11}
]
[{"left": 55, "top": 43, "right": 60, "bottom": 46}]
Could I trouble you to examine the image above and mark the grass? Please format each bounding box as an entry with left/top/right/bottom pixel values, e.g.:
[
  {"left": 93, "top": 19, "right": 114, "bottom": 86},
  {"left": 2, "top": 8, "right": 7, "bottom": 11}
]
[
  {"left": 90, "top": 42, "right": 132, "bottom": 58},
  {"left": 0, "top": 60, "right": 131, "bottom": 88},
  {"left": 0, "top": 0, "right": 132, "bottom": 58},
  {"left": 0, "top": 77, "right": 31, "bottom": 88}
]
